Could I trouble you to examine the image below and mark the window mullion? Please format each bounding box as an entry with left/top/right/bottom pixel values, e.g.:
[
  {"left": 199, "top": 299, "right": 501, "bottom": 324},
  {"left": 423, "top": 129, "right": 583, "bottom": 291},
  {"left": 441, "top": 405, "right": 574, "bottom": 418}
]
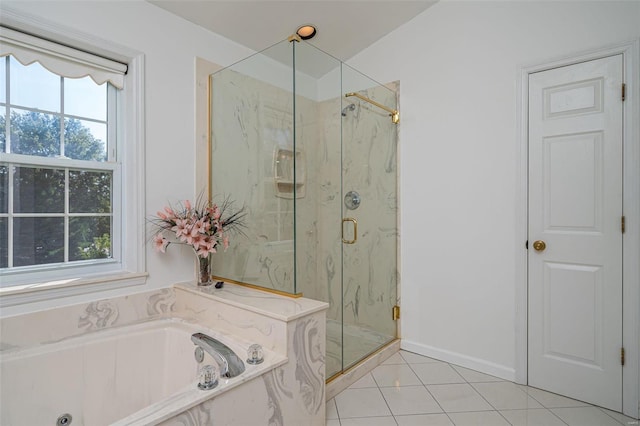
[
  {"left": 7, "top": 164, "right": 14, "bottom": 268},
  {"left": 5, "top": 56, "right": 10, "bottom": 154},
  {"left": 2, "top": 153, "right": 117, "bottom": 171},
  {"left": 60, "top": 76, "right": 65, "bottom": 158},
  {"left": 107, "top": 85, "right": 117, "bottom": 161},
  {"left": 11, "top": 212, "right": 66, "bottom": 217},
  {"left": 64, "top": 168, "right": 69, "bottom": 263}
]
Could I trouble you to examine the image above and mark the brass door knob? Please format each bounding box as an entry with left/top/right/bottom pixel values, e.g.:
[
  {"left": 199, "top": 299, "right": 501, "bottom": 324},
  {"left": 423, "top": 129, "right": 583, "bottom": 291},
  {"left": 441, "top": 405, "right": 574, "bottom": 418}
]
[{"left": 533, "top": 240, "right": 546, "bottom": 251}]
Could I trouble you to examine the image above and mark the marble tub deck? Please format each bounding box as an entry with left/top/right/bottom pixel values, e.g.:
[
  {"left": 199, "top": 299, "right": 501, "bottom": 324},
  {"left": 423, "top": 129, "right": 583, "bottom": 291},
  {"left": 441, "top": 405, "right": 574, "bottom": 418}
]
[{"left": 0, "top": 282, "right": 329, "bottom": 426}]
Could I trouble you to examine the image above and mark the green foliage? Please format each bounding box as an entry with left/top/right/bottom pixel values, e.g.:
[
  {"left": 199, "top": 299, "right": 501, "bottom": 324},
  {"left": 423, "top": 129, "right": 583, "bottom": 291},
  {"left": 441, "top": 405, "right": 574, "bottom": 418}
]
[
  {"left": 9, "top": 111, "right": 61, "bottom": 157},
  {"left": 0, "top": 110, "right": 105, "bottom": 161},
  {"left": 65, "top": 118, "right": 106, "bottom": 161},
  {"left": 77, "top": 233, "right": 111, "bottom": 260},
  {"left": 1, "top": 110, "right": 112, "bottom": 267},
  {"left": 69, "top": 171, "right": 112, "bottom": 213}
]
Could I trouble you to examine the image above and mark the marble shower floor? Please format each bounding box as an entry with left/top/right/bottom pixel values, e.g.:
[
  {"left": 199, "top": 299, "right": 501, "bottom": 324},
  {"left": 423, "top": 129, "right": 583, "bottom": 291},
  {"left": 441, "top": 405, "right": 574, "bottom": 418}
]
[
  {"left": 327, "top": 350, "right": 639, "bottom": 426},
  {"left": 326, "top": 319, "right": 395, "bottom": 379}
]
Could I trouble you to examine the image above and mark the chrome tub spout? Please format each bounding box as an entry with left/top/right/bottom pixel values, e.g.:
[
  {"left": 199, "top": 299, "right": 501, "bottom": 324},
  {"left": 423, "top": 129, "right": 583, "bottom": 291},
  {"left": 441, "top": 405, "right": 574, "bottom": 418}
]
[{"left": 191, "top": 333, "right": 246, "bottom": 378}]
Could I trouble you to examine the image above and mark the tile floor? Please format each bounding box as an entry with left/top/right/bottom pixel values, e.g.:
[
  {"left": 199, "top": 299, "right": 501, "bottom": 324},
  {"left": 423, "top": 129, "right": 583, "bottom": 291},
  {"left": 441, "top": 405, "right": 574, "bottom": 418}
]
[{"left": 327, "top": 350, "right": 639, "bottom": 426}]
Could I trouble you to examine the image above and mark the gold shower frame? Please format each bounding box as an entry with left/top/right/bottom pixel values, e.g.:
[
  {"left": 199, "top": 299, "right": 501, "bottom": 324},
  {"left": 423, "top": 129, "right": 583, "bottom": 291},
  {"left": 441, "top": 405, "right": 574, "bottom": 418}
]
[{"left": 345, "top": 92, "right": 399, "bottom": 124}]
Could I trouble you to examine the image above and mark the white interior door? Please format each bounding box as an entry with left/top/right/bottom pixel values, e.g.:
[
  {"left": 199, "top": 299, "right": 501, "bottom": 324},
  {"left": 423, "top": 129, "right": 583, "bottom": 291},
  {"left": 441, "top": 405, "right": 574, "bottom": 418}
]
[{"left": 528, "top": 55, "right": 624, "bottom": 411}]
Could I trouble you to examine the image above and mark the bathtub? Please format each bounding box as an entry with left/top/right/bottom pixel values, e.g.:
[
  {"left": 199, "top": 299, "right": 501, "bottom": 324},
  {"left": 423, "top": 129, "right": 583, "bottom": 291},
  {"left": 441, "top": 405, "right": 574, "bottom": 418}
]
[{"left": 0, "top": 318, "right": 286, "bottom": 426}]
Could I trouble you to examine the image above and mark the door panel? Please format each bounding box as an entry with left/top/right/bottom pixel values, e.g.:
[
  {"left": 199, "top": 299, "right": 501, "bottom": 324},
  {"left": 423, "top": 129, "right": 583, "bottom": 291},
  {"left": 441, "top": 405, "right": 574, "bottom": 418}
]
[
  {"left": 544, "top": 132, "right": 602, "bottom": 231},
  {"left": 528, "top": 55, "right": 623, "bottom": 411},
  {"left": 544, "top": 262, "right": 603, "bottom": 367}
]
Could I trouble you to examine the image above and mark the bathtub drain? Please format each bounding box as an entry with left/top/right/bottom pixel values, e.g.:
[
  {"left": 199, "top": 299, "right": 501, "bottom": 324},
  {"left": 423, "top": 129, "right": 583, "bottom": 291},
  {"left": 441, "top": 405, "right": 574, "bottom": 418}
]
[{"left": 56, "top": 413, "right": 72, "bottom": 426}]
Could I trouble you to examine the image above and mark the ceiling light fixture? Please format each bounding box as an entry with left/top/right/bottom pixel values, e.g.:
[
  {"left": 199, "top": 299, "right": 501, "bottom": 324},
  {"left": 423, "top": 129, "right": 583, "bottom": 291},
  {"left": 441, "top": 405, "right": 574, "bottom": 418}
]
[{"left": 296, "top": 25, "right": 317, "bottom": 40}]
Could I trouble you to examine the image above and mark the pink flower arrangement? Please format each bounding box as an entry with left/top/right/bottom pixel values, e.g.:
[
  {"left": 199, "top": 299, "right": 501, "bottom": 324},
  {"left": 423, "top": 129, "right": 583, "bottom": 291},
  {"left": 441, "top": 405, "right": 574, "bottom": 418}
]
[{"left": 150, "top": 197, "right": 245, "bottom": 258}]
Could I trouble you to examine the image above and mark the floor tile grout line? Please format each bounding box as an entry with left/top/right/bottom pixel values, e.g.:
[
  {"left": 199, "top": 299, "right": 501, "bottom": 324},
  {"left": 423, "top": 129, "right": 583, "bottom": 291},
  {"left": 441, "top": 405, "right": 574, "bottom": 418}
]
[
  {"left": 498, "top": 408, "right": 570, "bottom": 426},
  {"left": 447, "top": 363, "right": 517, "bottom": 425},
  {"left": 450, "top": 364, "right": 506, "bottom": 384},
  {"left": 498, "top": 402, "right": 568, "bottom": 426},
  {"left": 370, "top": 368, "right": 382, "bottom": 388},
  {"left": 381, "top": 355, "right": 459, "bottom": 424},
  {"left": 518, "top": 383, "right": 604, "bottom": 425},
  {"left": 412, "top": 357, "right": 512, "bottom": 422},
  {"left": 496, "top": 410, "right": 516, "bottom": 425},
  {"left": 403, "top": 357, "right": 466, "bottom": 387},
  {"left": 374, "top": 379, "right": 401, "bottom": 425},
  {"left": 518, "top": 389, "right": 572, "bottom": 425},
  {"left": 403, "top": 360, "right": 462, "bottom": 426},
  {"left": 596, "top": 406, "right": 635, "bottom": 426},
  {"left": 521, "top": 384, "right": 596, "bottom": 409},
  {"left": 547, "top": 408, "right": 572, "bottom": 426},
  {"left": 331, "top": 396, "right": 342, "bottom": 424}
]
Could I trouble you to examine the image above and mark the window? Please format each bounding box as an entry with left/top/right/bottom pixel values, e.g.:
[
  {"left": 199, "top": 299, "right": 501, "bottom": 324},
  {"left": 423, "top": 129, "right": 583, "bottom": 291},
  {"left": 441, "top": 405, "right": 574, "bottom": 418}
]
[
  {"left": 1, "top": 57, "right": 116, "bottom": 269},
  {"left": 0, "top": 25, "right": 145, "bottom": 297}
]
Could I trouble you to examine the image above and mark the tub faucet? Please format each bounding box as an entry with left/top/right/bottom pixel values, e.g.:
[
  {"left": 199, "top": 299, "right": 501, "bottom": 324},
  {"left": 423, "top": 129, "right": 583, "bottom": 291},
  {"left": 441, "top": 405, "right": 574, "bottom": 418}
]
[{"left": 191, "top": 333, "right": 246, "bottom": 378}]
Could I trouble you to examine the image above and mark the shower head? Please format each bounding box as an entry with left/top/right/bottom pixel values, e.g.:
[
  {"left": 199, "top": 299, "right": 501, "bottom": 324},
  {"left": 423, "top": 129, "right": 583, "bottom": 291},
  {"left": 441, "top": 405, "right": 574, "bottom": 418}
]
[{"left": 341, "top": 103, "right": 356, "bottom": 117}]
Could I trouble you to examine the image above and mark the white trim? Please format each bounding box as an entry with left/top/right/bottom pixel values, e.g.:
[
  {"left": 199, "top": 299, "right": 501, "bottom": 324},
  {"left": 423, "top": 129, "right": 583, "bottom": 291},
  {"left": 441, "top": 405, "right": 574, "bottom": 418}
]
[
  {"left": 121, "top": 51, "right": 146, "bottom": 276},
  {"left": 515, "top": 40, "right": 640, "bottom": 419},
  {"left": 0, "top": 9, "right": 148, "bottom": 310},
  {"left": 0, "top": 272, "right": 148, "bottom": 308},
  {"left": 1, "top": 153, "right": 118, "bottom": 171},
  {"left": 401, "top": 339, "right": 516, "bottom": 382},
  {"left": 514, "top": 60, "right": 529, "bottom": 385},
  {"left": 622, "top": 38, "right": 640, "bottom": 421}
]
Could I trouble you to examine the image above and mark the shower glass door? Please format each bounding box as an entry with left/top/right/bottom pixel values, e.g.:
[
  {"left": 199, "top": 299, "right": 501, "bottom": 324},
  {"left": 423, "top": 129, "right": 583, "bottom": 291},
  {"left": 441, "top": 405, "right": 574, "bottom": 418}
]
[
  {"left": 291, "top": 41, "right": 344, "bottom": 378},
  {"left": 340, "top": 64, "right": 398, "bottom": 371}
]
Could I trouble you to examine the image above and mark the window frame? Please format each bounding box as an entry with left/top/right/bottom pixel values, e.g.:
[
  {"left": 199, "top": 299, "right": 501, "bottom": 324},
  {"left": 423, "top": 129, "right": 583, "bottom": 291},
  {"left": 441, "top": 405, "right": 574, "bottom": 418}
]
[
  {"left": 2, "top": 63, "right": 118, "bottom": 273},
  {"left": 0, "top": 18, "right": 147, "bottom": 308}
]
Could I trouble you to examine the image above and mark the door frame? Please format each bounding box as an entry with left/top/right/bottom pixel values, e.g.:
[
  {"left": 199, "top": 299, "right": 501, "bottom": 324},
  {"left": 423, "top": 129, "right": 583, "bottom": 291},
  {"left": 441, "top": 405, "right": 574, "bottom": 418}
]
[{"left": 515, "top": 40, "right": 640, "bottom": 418}]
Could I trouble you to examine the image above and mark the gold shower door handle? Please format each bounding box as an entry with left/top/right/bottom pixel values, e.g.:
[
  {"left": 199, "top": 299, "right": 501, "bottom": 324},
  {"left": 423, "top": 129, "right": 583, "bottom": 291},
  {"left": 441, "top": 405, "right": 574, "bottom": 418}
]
[{"left": 342, "top": 218, "right": 358, "bottom": 244}]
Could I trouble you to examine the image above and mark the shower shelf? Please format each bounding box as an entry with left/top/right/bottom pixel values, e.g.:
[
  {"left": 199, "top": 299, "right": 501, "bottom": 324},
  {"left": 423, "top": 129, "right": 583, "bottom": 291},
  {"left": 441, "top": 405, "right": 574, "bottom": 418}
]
[{"left": 274, "top": 148, "right": 305, "bottom": 199}]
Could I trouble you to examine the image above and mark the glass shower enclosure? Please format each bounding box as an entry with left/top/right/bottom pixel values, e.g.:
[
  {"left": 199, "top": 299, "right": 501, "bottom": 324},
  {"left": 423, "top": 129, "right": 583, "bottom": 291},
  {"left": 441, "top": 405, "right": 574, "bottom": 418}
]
[{"left": 209, "top": 37, "right": 399, "bottom": 379}]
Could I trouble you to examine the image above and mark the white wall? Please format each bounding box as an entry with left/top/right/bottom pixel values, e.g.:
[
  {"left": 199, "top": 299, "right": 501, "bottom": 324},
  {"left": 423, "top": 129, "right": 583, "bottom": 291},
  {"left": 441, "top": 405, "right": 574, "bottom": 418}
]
[
  {"left": 348, "top": 1, "right": 640, "bottom": 379},
  {"left": 1, "top": 1, "right": 254, "bottom": 315}
]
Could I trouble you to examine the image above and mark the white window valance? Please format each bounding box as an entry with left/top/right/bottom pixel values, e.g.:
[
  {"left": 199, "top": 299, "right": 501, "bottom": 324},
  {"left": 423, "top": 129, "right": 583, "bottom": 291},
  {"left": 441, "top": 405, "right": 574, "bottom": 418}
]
[{"left": 0, "top": 26, "right": 127, "bottom": 89}]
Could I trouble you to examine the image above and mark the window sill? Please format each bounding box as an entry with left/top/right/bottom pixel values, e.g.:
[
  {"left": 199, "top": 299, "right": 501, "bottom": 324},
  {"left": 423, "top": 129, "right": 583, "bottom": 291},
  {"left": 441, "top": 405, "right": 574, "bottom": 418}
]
[{"left": 0, "top": 272, "right": 148, "bottom": 308}]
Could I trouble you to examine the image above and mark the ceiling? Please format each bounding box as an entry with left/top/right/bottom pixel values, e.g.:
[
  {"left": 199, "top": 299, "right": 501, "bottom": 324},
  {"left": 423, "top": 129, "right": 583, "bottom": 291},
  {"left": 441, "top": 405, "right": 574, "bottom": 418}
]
[{"left": 148, "top": 1, "right": 436, "bottom": 63}]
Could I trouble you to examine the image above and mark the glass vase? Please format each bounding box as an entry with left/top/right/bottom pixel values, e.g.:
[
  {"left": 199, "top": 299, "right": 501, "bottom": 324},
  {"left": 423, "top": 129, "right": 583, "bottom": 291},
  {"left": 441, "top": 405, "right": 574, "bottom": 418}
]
[{"left": 197, "top": 255, "right": 213, "bottom": 286}]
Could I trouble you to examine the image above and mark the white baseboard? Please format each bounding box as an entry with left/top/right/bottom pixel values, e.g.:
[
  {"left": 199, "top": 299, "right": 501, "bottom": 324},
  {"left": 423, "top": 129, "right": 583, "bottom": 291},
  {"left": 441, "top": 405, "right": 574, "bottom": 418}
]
[{"left": 401, "top": 339, "right": 516, "bottom": 382}]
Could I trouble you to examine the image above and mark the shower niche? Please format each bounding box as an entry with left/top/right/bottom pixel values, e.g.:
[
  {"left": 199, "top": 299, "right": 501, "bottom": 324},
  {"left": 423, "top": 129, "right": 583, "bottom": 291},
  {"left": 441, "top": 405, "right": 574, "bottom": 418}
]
[
  {"left": 274, "top": 147, "right": 305, "bottom": 199},
  {"left": 209, "top": 36, "right": 399, "bottom": 379}
]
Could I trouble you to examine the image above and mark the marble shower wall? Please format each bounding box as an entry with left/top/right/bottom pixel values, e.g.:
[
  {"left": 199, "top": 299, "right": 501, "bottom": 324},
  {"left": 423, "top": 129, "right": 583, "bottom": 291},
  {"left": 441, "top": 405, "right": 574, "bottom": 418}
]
[{"left": 209, "top": 68, "right": 318, "bottom": 294}]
